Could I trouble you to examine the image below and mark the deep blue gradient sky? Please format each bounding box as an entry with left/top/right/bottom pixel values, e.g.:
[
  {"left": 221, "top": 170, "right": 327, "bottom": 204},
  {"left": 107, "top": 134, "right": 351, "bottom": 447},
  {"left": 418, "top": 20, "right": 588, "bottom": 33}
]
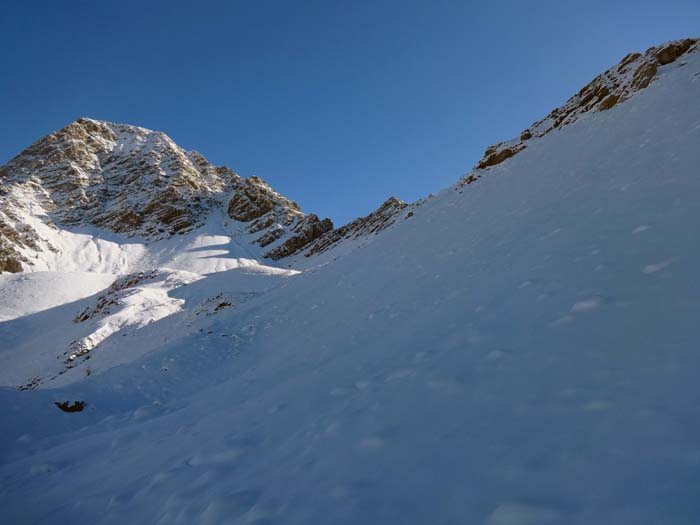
[{"left": 1, "top": 1, "right": 698, "bottom": 224}]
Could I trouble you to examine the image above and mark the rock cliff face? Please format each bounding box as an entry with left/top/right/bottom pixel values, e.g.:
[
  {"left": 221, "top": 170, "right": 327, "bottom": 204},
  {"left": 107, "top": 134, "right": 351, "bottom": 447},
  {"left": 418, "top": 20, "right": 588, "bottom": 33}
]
[
  {"left": 304, "top": 197, "right": 409, "bottom": 257},
  {"left": 0, "top": 118, "right": 337, "bottom": 272},
  {"left": 473, "top": 38, "right": 699, "bottom": 171},
  {"left": 224, "top": 175, "right": 335, "bottom": 258},
  {"left": 0, "top": 118, "right": 234, "bottom": 237},
  {"left": 265, "top": 214, "right": 334, "bottom": 260}
]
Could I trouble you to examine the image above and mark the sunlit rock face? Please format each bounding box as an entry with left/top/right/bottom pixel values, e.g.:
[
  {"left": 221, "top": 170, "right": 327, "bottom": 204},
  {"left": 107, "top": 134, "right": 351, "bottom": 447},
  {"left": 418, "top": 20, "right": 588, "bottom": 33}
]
[{"left": 0, "top": 118, "right": 339, "bottom": 271}]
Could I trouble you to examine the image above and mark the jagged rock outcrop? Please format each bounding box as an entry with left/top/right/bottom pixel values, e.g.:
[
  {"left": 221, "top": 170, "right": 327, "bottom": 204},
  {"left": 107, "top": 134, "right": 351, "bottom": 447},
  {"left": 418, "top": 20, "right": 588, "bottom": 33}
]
[
  {"left": 0, "top": 220, "right": 29, "bottom": 273},
  {"left": 471, "top": 38, "right": 699, "bottom": 172},
  {"left": 477, "top": 143, "right": 527, "bottom": 170},
  {"left": 224, "top": 175, "right": 334, "bottom": 255},
  {"left": 304, "top": 197, "right": 408, "bottom": 257},
  {"left": 228, "top": 176, "right": 300, "bottom": 223},
  {"left": 265, "top": 214, "right": 334, "bottom": 260}
]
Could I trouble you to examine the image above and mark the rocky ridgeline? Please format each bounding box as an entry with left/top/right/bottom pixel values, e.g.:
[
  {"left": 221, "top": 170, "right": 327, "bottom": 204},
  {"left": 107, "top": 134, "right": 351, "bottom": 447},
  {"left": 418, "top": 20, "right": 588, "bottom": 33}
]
[
  {"left": 230, "top": 179, "right": 410, "bottom": 260},
  {"left": 225, "top": 175, "right": 334, "bottom": 259},
  {"left": 305, "top": 197, "right": 408, "bottom": 257},
  {"left": 471, "top": 38, "right": 699, "bottom": 172}
]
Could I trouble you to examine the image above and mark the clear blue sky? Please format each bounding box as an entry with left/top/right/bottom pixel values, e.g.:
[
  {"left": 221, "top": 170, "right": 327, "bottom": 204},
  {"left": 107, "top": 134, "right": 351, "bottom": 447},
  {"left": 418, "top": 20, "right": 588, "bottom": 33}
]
[{"left": 1, "top": 1, "right": 698, "bottom": 225}]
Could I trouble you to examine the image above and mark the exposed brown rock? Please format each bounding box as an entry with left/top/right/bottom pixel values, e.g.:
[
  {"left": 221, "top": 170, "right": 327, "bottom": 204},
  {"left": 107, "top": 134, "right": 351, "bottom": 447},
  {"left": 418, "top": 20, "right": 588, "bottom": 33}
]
[
  {"left": 0, "top": 255, "right": 23, "bottom": 273},
  {"left": 305, "top": 197, "right": 407, "bottom": 257},
  {"left": 223, "top": 174, "right": 333, "bottom": 256},
  {"left": 459, "top": 173, "right": 481, "bottom": 186},
  {"left": 598, "top": 94, "right": 620, "bottom": 111},
  {"left": 227, "top": 181, "right": 276, "bottom": 222},
  {"left": 248, "top": 214, "right": 276, "bottom": 234},
  {"left": 618, "top": 52, "right": 642, "bottom": 70},
  {"left": 227, "top": 175, "right": 303, "bottom": 225},
  {"left": 0, "top": 216, "right": 35, "bottom": 272},
  {"left": 255, "top": 227, "right": 285, "bottom": 247},
  {"left": 477, "top": 144, "right": 526, "bottom": 169},
  {"left": 631, "top": 61, "right": 658, "bottom": 90},
  {"left": 265, "top": 214, "right": 334, "bottom": 260},
  {"left": 653, "top": 38, "right": 697, "bottom": 65}
]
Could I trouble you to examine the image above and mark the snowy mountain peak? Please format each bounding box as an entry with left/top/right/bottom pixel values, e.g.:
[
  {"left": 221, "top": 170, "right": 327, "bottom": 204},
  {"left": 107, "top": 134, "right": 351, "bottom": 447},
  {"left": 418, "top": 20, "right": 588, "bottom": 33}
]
[
  {"left": 0, "top": 118, "right": 344, "bottom": 273},
  {"left": 1, "top": 117, "right": 238, "bottom": 236}
]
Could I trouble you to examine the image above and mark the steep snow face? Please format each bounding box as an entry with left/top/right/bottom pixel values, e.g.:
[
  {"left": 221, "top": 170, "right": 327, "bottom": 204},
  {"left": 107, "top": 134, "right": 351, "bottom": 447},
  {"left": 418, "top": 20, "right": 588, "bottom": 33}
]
[{"left": 1, "top": 44, "right": 699, "bottom": 524}]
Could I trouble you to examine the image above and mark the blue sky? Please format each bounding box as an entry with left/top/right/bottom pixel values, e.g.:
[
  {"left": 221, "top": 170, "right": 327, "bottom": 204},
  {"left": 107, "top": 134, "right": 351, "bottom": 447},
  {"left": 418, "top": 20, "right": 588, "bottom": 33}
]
[{"left": 1, "top": 0, "right": 698, "bottom": 225}]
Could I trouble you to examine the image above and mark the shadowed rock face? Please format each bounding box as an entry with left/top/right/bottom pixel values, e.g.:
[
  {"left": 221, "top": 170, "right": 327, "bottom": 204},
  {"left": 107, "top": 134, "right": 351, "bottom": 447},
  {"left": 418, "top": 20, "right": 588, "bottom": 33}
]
[
  {"left": 470, "top": 38, "right": 699, "bottom": 173},
  {"left": 654, "top": 39, "right": 697, "bottom": 65}
]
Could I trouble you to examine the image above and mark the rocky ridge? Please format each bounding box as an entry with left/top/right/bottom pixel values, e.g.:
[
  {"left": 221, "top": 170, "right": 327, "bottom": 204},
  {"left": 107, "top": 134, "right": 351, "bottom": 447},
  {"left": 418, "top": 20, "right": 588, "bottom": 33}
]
[
  {"left": 304, "top": 197, "right": 409, "bottom": 257},
  {"left": 471, "top": 37, "right": 699, "bottom": 171}
]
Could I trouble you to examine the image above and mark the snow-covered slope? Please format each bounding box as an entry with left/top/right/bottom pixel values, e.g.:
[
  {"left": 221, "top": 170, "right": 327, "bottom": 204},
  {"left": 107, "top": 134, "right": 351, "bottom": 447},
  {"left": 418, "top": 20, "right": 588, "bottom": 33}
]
[{"left": 1, "top": 39, "right": 700, "bottom": 524}]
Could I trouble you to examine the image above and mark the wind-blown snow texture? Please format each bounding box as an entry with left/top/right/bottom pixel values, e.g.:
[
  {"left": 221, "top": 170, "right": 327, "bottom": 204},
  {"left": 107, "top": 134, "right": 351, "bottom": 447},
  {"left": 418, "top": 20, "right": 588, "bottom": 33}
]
[{"left": 1, "top": 42, "right": 700, "bottom": 524}]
